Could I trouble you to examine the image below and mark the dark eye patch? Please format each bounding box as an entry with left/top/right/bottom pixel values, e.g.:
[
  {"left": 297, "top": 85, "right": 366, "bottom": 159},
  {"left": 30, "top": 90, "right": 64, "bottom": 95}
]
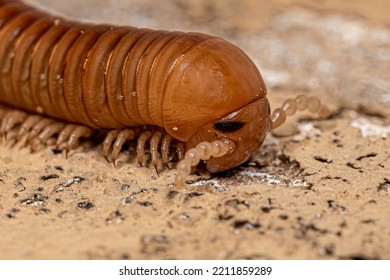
[{"left": 213, "top": 121, "right": 245, "bottom": 133}]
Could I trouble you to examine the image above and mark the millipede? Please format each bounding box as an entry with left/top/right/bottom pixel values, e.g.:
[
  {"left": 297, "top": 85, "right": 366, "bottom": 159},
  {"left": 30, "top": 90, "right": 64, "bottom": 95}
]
[{"left": 0, "top": 0, "right": 330, "bottom": 187}]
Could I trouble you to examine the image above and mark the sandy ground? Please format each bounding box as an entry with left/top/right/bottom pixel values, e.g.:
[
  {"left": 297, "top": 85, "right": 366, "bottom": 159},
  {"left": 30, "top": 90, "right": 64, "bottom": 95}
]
[{"left": 0, "top": 0, "right": 389, "bottom": 259}]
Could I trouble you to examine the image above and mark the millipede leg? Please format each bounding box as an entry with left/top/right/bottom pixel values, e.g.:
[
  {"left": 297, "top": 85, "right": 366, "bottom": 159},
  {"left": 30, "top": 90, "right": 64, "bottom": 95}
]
[
  {"left": 16, "top": 115, "right": 42, "bottom": 141},
  {"left": 102, "top": 129, "right": 120, "bottom": 162},
  {"left": 64, "top": 126, "right": 93, "bottom": 158},
  {"left": 56, "top": 124, "right": 76, "bottom": 149},
  {"left": 110, "top": 129, "right": 136, "bottom": 166},
  {"left": 38, "top": 122, "right": 66, "bottom": 143},
  {"left": 150, "top": 130, "right": 163, "bottom": 174},
  {"left": 26, "top": 118, "right": 55, "bottom": 141},
  {"left": 271, "top": 94, "right": 331, "bottom": 129},
  {"left": 0, "top": 105, "right": 10, "bottom": 120},
  {"left": 30, "top": 122, "right": 65, "bottom": 152},
  {"left": 176, "top": 142, "right": 185, "bottom": 161},
  {"left": 56, "top": 124, "right": 93, "bottom": 157},
  {"left": 136, "top": 130, "right": 153, "bottom": 167},
  {"left": 161, "top": 134, "right": 172, "bottom": 169},
  {"left": 0, "top": 110, "right": 28, "bottom": 140}
]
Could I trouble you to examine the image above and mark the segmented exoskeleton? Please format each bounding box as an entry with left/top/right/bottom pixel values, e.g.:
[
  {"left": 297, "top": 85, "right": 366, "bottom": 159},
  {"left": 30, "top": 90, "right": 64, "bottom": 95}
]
[{"left": 0, "top": 0, "right": 330, "bottom": 187}]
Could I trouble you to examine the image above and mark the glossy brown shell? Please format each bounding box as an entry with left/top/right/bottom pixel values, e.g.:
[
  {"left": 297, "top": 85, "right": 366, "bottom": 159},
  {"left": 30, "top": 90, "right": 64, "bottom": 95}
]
[{"left": 0, "top": 0, "right": 266, "bottom": 143}]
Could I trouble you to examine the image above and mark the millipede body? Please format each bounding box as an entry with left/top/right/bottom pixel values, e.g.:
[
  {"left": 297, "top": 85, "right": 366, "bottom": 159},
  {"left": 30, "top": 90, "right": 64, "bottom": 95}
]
[{"left": 0, "top": 0, "right": 329, "bottom": 187}]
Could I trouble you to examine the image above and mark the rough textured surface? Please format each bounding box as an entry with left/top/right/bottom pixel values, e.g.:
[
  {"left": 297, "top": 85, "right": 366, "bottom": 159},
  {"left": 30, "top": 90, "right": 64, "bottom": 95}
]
[{"left": 0, "top": 0, "right": 389, "bottom": 259}]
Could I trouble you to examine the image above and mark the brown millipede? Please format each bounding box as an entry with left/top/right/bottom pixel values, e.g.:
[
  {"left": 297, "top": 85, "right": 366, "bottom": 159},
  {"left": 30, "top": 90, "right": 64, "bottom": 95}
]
[{"left": 0, "top": 0, "right": 330, "bottom": 187}]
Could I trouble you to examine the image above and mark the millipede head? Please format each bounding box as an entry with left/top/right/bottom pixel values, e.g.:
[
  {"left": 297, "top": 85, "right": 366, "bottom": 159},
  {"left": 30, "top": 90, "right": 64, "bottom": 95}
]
[
  {"left": 162, "top": 37, "right": 271, "bottom": 176},
  {"left": 184, "top": 97, "right": 271, "bottom": 173}
]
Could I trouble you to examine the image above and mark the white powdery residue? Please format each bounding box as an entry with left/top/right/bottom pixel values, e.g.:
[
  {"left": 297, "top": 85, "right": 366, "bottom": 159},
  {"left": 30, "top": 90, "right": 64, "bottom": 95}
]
[
  {"left": 316, "top": 59, "right": 335, "bottom": 74},
  {"left": 271, "top": 8, "right": 316, "bottom": 31},
  {"left": 291, "top": 179, "right": 309, "bottom": 188},
  {"left": 319, "top": 14, "right": 367, "bottom": 47},
  {"left": 358, "top": 78, "right": 390, "bottom": 103},
  {"left": 260, "top": 67, "right": 291, "bottom": 87},
  {"left": 350, "top": 118, "right": 390, "bottom": 138},
  {"left": 340, "top": 21, "right": 367, "bottom": 47},
  {"left": 369, "top": 27, "right": 390, "bottom": 44},
  {"left": 189, "top": 179, "right": 221, "bottom": 187},
  {"left": 240, "top": 170, "right": 282, "bottom": 185},
  {"left": 292, "top": 122, "right": 322, "bottom": 141},
  {"left": 273, "top": 9, "right": 368, "bottom": 47},
  {"left": 380, "top": 93, "right": 390, "bottom": 103}
]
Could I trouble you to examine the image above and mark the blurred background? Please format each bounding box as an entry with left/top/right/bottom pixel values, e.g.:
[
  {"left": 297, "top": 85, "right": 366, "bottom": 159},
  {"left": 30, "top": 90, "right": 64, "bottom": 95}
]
[{"left": 24, "top": 0, "right": 390, "bottom": 118}]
